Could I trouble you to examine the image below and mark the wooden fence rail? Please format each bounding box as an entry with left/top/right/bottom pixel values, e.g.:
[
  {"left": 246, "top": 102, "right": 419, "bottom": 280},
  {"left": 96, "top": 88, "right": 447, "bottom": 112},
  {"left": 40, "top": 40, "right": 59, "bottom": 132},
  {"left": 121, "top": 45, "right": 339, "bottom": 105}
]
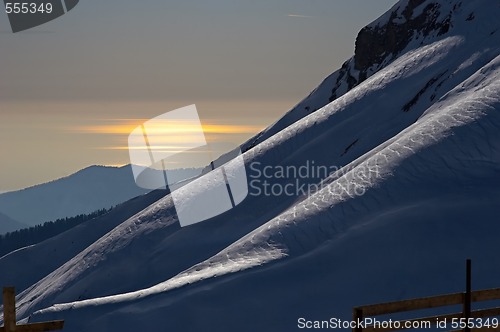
[{"left": 353, "top": 260, "right": 500, "bottom": 332}]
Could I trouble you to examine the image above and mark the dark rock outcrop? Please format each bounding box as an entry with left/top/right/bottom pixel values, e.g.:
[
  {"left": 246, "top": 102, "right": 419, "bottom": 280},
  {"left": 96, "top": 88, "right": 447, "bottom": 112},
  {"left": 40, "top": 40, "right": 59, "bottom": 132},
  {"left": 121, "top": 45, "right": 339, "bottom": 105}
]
[{"left": 331, "top": 0, "right": 458, "bottom": 101}]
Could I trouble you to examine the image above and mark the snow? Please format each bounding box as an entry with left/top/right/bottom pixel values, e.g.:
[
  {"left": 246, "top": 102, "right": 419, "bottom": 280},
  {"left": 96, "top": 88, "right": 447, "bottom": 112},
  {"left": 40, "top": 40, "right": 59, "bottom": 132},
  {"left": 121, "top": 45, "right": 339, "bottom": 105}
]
[
  {"left": 1, "top": 0, "right": 500, "bottom": 331},
  {"left": 392, "top": 16, "right": 407, "bottom": 25},
  {"left": 367, "top": 1, "right": 407, "bottom": 29},
  {"left": 242, "top": 0, "right": 498, "bottom": 154},
  {"left": 411, "top": 2, "right": 430, "bottom": 19},
  {"left": 0, "top": 189, "right": 168, "bottom": 292}
]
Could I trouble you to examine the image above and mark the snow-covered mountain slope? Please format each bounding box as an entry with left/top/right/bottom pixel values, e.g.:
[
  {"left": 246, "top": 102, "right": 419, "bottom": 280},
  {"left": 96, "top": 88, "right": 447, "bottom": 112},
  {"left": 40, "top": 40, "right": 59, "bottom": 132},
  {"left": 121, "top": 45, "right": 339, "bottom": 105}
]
[
  {"left": 2, "top": 1, "right": 500, "bottom": 331},
  {"left": 0, "top": 189, "right": 168, "bottom": 293},
  {"left": 242, "top": 0, "right": 500, "bottom": 151}
]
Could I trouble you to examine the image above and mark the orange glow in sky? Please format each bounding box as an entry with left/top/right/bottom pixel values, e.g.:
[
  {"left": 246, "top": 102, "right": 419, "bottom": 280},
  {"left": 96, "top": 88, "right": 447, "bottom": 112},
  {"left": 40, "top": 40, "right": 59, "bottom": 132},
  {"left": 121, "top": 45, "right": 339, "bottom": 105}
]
[
  {"left": 76, "top": 121, "right": 263, "bottom": 135},
  {"left": 71, "top": 120, "right": 265, "bottom": 151}
]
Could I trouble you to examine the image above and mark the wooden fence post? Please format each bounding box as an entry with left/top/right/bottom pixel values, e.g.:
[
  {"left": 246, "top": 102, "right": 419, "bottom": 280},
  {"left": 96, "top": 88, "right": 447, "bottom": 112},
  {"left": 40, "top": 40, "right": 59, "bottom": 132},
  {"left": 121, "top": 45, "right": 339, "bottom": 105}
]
[
  {"left": 3, "top": 287, "right": 16, "bottom": 332},
  {"left": 1, "top": 286, "right": 65, "bottom": 332},
  {"left": 464, "top": 259, "right": 472, "bottom": 332},
  {"left": 353, "top": 307, "right": 363, "bottom": 332}
]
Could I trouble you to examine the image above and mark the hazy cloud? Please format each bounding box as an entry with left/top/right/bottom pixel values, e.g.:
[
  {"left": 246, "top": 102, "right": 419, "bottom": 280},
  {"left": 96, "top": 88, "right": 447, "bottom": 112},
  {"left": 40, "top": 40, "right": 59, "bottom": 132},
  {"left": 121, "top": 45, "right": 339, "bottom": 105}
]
[{"left": 287, "top": 14, "right": 314, "bottom": 18}]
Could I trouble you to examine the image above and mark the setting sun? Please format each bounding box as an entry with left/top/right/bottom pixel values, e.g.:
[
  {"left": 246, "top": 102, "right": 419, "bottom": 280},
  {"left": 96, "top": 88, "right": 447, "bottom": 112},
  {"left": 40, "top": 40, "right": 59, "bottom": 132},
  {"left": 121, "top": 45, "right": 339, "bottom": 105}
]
[{"left": 71, "top": 119, "right": 264, "bottom": 151}]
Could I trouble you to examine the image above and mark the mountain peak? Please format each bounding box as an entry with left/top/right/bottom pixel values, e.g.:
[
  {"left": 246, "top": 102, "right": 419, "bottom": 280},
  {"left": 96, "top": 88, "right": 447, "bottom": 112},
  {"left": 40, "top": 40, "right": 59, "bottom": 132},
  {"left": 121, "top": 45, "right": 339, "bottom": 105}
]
[
  {"left": 240, "top": 0, "right": 497, "bottom": 151},
  {"left": 355, "top": 0, "right": 450, "bottom": 74}
]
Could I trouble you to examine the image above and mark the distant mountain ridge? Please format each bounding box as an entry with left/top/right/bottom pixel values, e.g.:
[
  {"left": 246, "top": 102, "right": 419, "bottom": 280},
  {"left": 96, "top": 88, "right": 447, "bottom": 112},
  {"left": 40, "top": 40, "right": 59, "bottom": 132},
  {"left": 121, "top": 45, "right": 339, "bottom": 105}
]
[
  {"left": 0, "top": 165, "right": 199, "bottom": 230},
  {"left": 0, "top": 212, "right": 27, "bottom": 234},
  {"left": 0, "top": 165, "right": 148, "bottom": 228}
]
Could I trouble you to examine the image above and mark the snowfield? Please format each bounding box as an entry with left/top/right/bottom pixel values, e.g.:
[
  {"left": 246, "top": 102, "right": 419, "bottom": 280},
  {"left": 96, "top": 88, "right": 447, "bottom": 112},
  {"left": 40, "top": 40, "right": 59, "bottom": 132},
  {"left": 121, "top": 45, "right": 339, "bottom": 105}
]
[{"left": 2, "top": 0, "right": 500, "bottom": 331}]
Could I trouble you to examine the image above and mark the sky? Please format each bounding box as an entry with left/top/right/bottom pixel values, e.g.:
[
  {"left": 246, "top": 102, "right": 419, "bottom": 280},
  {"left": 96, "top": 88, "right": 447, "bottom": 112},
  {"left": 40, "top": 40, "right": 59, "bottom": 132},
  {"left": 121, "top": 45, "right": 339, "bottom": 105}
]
[{"left": 0, "top": 0, "right": 397, "bottom": 192}]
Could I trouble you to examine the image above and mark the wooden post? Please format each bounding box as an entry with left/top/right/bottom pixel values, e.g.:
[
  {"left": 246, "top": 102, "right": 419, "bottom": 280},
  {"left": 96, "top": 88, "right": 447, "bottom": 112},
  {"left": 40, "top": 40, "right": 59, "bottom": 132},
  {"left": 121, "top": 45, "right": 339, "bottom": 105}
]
[
  {"left": 353, "top": 307, "right": 363, "bottom": 332},
  {"left": 1, "top": 287, "right": 64, "bottom": 332},
  {"left": 464, "top": 259, "right": 472, "bottom": 332},
  {"left": 3, "top": 287, "right": 16, "bottom": 332}
]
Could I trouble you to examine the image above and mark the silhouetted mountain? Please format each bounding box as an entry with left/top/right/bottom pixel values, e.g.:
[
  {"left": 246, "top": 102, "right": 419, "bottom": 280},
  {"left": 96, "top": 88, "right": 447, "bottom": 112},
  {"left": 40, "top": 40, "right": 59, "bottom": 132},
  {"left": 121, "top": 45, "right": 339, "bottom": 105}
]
[{"left": 0, "top": 165, "right": 199, "bottom": 230}]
